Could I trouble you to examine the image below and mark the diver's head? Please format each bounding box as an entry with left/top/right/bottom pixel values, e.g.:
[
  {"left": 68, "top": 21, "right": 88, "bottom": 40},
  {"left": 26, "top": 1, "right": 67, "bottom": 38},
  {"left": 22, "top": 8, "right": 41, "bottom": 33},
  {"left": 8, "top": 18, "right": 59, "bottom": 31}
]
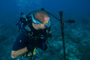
[
  {"left": 21, "top": 12, "right": 24, "bottom": 15},
  {"left": 21, "top": 12, "right": 26, "bottom": 18},
  {"left": 31, "top": 10, "right": 50, "bottom": 29}
]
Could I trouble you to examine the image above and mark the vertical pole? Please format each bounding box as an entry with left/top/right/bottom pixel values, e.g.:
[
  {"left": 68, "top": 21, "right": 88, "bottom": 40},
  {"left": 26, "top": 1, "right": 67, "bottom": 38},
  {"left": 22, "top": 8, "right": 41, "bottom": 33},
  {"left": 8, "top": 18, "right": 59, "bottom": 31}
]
[{"left": 59, "top": 11, "right": 66, "bottom": 60}]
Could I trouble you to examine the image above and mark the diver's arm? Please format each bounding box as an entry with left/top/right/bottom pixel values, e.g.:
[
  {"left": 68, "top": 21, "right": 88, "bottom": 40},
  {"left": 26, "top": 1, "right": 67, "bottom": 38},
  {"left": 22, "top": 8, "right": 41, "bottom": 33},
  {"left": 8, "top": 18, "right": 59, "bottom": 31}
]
[{"left": 11, "top": 47, "right": 28, "bottom": 58}]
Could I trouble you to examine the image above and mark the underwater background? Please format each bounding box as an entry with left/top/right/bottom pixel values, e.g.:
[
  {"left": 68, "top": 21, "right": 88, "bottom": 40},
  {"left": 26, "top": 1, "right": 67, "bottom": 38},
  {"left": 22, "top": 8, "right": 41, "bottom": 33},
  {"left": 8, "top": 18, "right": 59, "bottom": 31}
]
[{"left": 0, "top": 0, "right": 90, "bottom": 60}]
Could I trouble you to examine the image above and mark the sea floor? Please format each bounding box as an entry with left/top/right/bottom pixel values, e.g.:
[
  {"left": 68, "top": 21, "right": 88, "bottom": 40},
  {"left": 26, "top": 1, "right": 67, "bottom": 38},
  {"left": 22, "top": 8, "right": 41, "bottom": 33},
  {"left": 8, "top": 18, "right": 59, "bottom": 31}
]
[{"left": 0, "top": 21, "right": 90, "bottom": 60}]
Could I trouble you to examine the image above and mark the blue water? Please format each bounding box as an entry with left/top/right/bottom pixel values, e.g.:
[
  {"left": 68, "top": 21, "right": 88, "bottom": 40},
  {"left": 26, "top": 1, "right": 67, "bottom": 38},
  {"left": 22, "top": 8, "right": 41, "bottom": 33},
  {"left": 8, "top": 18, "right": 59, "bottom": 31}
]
[{"left": 0, "top": 0, "right": 90, "bottom": 60}]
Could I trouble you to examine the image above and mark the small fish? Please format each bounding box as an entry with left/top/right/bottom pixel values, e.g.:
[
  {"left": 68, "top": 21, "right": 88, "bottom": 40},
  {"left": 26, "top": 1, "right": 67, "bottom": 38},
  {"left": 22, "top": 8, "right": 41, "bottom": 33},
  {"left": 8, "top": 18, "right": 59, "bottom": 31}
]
[{"left": 65, "top": 20, "right": 75, "bottom": 23}]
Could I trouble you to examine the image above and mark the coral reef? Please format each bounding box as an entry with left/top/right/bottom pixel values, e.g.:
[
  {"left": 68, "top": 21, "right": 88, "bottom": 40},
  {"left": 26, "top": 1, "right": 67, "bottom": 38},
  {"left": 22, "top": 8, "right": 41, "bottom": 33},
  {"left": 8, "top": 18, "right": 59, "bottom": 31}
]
[{"left": 0, "top": 19, "right": 90, "bottom": 60}]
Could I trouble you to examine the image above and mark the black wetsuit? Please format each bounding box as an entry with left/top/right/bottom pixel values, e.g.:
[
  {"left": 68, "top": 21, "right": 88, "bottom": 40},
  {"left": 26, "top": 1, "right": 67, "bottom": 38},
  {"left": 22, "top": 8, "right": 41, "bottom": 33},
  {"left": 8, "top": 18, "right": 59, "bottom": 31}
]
[{"left": 12, "top": 20, "right": 48, "bottom": 52}]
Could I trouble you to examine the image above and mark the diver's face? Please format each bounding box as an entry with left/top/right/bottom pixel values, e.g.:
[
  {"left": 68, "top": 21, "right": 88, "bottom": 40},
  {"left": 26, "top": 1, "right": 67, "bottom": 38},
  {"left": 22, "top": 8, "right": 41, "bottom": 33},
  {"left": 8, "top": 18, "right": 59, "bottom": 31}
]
[
  {"left": 32, "top": 23, "right": 45, "bottom": 29},
  {"left": 38, "top": 21, "right": 50, "bottom": 29},
  {"left": 43, "top": 16, "right": 50, "bottom": 26},
  {"left": 33, "top": 20, "right": 49, "bottom": 29},
  {"left": 33, "top": 16, "right": 50, "bottom": 29}
]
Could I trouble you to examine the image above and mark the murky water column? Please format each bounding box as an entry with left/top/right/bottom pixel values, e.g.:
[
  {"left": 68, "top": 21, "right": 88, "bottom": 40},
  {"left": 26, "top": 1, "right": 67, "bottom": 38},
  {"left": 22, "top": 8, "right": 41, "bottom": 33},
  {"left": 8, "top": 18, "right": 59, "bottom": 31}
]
[{"left": 16, "top": 0, "right": 43, "bottom": 11}]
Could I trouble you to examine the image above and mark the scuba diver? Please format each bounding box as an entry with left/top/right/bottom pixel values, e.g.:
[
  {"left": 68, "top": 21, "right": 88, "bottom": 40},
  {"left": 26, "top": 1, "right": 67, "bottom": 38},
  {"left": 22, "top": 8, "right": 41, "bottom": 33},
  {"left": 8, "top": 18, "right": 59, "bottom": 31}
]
[
  {"left": 11, "top": 10, "right": 51, "bottom": 59},
  {"left": 16, "top": 13, "right": 28, "bottom": 32}
]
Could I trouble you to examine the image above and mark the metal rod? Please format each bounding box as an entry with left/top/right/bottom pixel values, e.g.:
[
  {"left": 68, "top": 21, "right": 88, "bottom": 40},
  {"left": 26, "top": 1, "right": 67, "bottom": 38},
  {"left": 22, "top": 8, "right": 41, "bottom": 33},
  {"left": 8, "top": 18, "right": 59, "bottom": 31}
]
[{"left": 59, "top": 11, "right": 66, "bottom": 60}]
